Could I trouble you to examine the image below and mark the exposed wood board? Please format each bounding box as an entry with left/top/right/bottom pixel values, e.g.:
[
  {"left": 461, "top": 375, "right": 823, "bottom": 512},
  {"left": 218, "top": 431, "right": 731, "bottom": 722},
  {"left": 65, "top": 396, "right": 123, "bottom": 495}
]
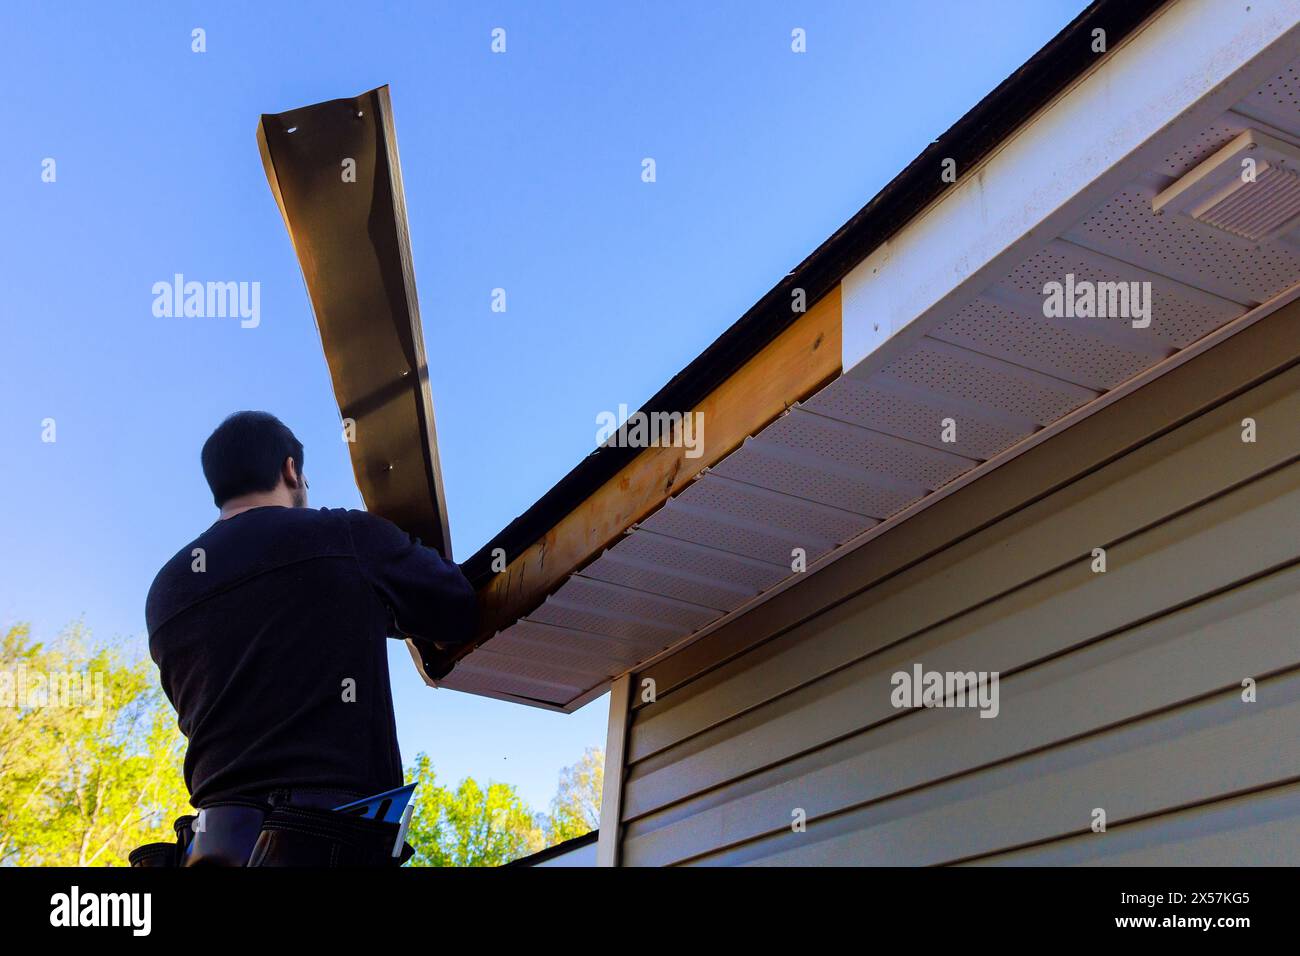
[{"left": 468, "top": 286, "right": 842, "bottom": 650}]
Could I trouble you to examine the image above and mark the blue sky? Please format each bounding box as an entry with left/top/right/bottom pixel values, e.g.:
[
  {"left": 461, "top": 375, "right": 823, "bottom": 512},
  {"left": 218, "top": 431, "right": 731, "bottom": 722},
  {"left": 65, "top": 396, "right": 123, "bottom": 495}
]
[{"left": 1, "top": 0, "right": 1088, "bottom": 812}]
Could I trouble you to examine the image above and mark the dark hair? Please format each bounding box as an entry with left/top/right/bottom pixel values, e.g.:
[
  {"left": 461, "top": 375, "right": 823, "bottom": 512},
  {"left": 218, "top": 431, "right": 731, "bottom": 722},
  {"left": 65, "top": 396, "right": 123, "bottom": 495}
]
[{"left": 201, "top": 411, "right": 305, "bottom": 507}]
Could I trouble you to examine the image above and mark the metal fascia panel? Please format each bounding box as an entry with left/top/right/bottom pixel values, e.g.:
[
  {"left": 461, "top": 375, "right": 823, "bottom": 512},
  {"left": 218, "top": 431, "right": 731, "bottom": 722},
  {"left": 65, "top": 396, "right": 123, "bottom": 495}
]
[{"left": 257, "top": 86, "right": 452, "bottom": 560}]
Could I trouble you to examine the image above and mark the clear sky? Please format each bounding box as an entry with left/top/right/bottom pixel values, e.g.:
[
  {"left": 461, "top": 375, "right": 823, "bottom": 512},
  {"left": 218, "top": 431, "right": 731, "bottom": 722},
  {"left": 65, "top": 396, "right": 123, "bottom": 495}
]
[{"left": 1, "top": 0, "right": 1088, "bottom": 812}]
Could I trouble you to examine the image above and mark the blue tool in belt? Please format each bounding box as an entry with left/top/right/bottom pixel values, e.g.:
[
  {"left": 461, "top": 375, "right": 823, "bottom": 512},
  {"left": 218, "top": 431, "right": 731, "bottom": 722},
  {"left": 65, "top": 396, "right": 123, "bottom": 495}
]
[{"left": 334, "top": 782, "right": 418, "bottom": 857}]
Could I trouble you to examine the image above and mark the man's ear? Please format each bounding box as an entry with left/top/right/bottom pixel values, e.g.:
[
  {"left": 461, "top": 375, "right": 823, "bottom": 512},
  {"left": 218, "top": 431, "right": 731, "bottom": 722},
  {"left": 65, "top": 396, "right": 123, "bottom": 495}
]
[{"left": 282, "top": 456, "right": 302, "bottom": 487}]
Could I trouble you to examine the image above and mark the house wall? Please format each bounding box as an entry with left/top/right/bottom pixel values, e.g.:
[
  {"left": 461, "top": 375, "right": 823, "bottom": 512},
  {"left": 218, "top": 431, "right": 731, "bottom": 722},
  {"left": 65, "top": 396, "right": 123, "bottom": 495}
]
[{"left": 607, "top": 303, "right": 1300, "bottom": 865}]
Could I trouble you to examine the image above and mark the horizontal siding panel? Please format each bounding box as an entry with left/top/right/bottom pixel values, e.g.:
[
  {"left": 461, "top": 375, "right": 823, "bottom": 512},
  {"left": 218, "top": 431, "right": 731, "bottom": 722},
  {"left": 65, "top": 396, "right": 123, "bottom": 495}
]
[
  {"left": 620, "top": 563, "right": 1300, "bottom": 865},
  {"left": 628, "top": 370, "right": 1300, "bottom": 761},
  {"left": 687, "top": 671, "right": 1300, "bottom": 865},
  {"left": 967, "top": 781, "right": 1300, "bottom": 866},
  {"left": 622, "top": 462, "right": 1300, "bottom": 821}
]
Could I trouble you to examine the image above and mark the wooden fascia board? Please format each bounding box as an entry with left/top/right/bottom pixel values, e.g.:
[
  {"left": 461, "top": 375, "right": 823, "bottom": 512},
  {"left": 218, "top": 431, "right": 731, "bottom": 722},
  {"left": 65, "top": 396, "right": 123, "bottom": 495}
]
[{"left": 468, "top": 286, "right": 843, "bottom": 651}]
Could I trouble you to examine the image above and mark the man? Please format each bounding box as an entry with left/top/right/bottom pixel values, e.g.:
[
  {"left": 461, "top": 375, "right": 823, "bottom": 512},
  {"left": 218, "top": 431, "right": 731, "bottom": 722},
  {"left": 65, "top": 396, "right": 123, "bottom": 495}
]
[{"left": 141, "top": 411, "right": 476, "bottom": 866}]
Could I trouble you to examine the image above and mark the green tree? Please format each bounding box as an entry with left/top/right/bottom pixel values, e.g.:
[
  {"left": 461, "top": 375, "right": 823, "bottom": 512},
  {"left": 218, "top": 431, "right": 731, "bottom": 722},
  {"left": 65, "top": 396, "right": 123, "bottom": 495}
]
[
  {"left": 545, "top": 746, "right": 603, "bottom": 842},
  {"left": 403, "top": 754, "right": 543, "bottom": 866},
  {"left": 0, "top": 623, "right": 188, "bottom": 866},
  {"left": 0, "top": 620, "right": 606, "bottom": 867}
]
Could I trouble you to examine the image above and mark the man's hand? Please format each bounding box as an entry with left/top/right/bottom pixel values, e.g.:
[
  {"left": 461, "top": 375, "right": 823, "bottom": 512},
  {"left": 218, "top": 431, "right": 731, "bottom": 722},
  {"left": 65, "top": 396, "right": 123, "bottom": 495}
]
[{"left": 404, "top": 637, "right": 460, "bottom": 688}]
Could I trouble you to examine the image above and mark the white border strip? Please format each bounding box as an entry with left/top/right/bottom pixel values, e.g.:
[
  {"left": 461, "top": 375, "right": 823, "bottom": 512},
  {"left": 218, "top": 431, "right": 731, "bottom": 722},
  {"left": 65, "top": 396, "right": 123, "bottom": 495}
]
[{"left": 596, "top": 674, "right": 632, "bottom": 865}]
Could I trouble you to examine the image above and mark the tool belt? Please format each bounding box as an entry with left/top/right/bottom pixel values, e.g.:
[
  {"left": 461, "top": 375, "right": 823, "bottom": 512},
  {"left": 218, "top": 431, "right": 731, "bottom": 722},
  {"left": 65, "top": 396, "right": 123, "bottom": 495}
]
[{"left": 128, "top": 788, "right": 415, "bottom": 867}]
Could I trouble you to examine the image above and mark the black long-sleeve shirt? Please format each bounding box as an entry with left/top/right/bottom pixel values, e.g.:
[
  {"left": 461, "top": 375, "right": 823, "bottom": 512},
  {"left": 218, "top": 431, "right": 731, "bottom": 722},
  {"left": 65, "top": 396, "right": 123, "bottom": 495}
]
[{"left": 145, "top": 506, "right": 476, "bottom": 808}]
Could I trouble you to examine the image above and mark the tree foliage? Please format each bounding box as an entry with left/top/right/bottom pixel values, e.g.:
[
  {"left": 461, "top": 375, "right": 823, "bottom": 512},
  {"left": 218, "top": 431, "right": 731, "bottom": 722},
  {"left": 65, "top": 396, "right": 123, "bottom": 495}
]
[
  {"left": 545, "top": 745, "right": 603, "bottom": 842},
  {"left": 402, "top": 745, "right": 604, "bottom": 866},
  {"left": 0, "top": 623, "right": 188, "bottom": 866},
  {"left": 403, "top": 754, "right": 544, "bottom": 866},
  {"left": 0, "top": 621, "right": 605, "bottom": 866}
]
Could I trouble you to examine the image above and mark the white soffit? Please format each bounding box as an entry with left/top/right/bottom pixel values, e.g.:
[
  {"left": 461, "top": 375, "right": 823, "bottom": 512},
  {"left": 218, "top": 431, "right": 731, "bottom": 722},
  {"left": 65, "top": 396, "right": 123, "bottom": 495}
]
[{"left": 438, "top": 0, "right": 1300, "bottom": 712}]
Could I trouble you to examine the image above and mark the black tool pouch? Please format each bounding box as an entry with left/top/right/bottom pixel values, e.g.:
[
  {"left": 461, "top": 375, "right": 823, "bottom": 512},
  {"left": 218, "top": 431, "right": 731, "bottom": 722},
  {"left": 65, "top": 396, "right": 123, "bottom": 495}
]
[
  {"left": 247, "top": 805, "right": 414, "bottom": 867},
  {"left": 127, "top": 814, "right": 197, "bottom": 867},
  {"left": 127, "top": 842, "right": 176, "bottom": 867}
]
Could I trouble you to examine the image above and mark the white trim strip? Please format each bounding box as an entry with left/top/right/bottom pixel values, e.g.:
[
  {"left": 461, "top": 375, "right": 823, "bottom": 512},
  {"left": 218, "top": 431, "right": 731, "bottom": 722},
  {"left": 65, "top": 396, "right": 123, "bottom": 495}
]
[{"left": 596, "top": 675, "right": 632, "bottom": 866}]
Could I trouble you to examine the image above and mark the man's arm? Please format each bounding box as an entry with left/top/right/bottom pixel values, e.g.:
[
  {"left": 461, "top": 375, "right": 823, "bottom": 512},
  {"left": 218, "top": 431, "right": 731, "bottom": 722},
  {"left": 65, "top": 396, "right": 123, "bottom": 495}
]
[{"left": 345, "top": 509, "right": 477, "bottom": 655}]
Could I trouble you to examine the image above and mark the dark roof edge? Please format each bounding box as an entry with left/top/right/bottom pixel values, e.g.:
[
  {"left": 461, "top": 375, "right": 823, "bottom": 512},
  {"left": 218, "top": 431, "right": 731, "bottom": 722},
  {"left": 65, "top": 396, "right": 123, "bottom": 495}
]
[
  {"left": 502, "top": 829, "right": 599, "bottom": 867},
  {"left": 462, "top": 0, "right": 1170, "bottom": 585}
]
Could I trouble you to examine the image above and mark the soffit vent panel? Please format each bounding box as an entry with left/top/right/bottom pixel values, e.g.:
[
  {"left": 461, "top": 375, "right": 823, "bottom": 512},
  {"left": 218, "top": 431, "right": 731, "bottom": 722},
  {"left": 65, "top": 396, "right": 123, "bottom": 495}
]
[
  {"left": 758, "top": 410, "right": 976, "bottom": 489},
  {"left": 1234, "top": 63, "right": 1300, "bottom": 137},
  {"left": 999, "top": 245, "right": 1240, "bottom": 347},
  {"left": 672, "top": 475, "right": 870, "bottom": 548},
  {"left": 932, "top": 297, "right": 1154, "bottom": 391},
  {"left": 608, "top": 529, "right": 788, "bottom": 594},
  {"left": 507, "top": 619, "right": 647, "bottom": 663},
  {"left": 1066, "top": 187, "right": 1300, "bottom": 304},
  {"left": 877, "top": 337, "right": 1098, "bottom": 425},
  {"left": 708, "top": 439, "right": 922, "bottom": 519},
  {"left": 527, "top": 591, "right": 679, "bottom": 646},
  {"left": 637, "top": 497, "right": 837, "bottom": 567},
  {"left": 1154, "top": 129, "right": 1300, "bottom": 243},
  {"left": 440, "top": 663, "right": 578, "bottom": 706},
  {"left": 487, "top": 627, "right": 638, "bottom": 678},
  {"left": 579, "top": 549, "right": 756, "bottom": 614},
  {"left": 1157, "top": 121, "right": 1249, "bottom": 178},
  {"left": 552, "top": 576, "right": 718, "bottom": 631},
  {"left": 457, "top": 649, "right": 598, "bottom": 695},
  {"left": 803, "top": 376, "right": 1027, "bottom": 461}
]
